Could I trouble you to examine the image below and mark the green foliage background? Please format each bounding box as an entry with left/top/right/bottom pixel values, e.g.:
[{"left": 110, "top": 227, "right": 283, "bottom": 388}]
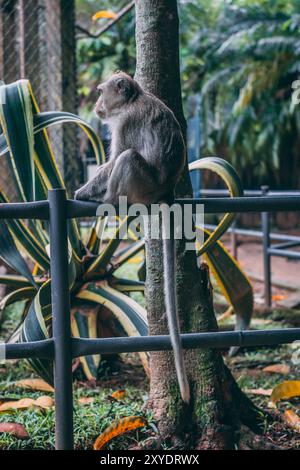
[{"left": 77, "top": 0, "right": 300, "bottom": 189}]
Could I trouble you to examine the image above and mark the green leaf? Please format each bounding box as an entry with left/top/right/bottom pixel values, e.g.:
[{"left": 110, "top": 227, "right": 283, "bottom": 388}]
[
  {"left": 198, "top": 227, "right": 253, "bottom": 331},
  {"left": 0, "top": 83, "right": 106, "bottom": 259},
  {"left": 19, "top": 281, "right": 53, "bottom": 385},
  {"left": 0, "top": 80, "right": 35, "bottom": 201},
  {"left": 0, "top": 274, "right": 32, "bottom": 289},
  {"left": 71, "top": 306, "right": 100, "bottom": 380},
  {"left": 77, "top": 281, "right": 149, "bottom": 373},
  {"left": 33, "top": 112, "right": 105, "bottom": 166},
  {"left": 111, "top": 241, "right": 144, "bottom": 271},
  {"left": 18, "top": 244, "right": 79, "bottom": 384},
  {"left": 111, "top": 277, "right": 145, "bottom": 293},
  {"left": 189, "top": 157, "right": 243, "bottom": 255},
  {"left": 0, "top": 221, "right": 35, "bottom": 285},
  {"left": 0, "top": 287, "right": 37, "bottom": 319},
  {"left": 0, "top": 190, "right": 49, "bottom": 271},
  {"left": 86, "top": 217, "right": 137, "bottom": 277}
]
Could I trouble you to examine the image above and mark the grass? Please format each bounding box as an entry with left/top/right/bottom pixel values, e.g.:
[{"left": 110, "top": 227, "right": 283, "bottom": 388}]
[
  {"left": 0, "top": 269, "right": 300, "bottom": 449},
  {"left": 0, "top": 260, "right": 152, "bottom": 450},
  {"left": 0, "top": 380, "right": 152, "bottom": 450}
]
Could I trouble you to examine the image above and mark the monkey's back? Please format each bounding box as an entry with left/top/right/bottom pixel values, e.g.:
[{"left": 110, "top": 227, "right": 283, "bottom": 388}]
[{"left": 123, "top": 92, "right": 186, "bottom": 186}]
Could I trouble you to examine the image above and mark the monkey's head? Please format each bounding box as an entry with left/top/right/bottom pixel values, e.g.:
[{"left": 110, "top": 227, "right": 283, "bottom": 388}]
[{"left": 95, "top": 72, "right": 142, "bottom": 120}]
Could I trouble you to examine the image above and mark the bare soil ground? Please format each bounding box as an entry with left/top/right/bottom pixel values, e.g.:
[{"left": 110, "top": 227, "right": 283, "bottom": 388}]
[{"left": 221, "top": 233, "right": 300, "bottom": 308}]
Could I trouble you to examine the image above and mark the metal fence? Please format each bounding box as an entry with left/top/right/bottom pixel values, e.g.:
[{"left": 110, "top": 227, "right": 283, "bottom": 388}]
[
  {"left": 0, "top": 0, "right": 80, "bottom": 194},
  {"left": 1, "top": 189, "right": 300, "bottom": 449},
  {"left": 201, "top": 187, "right": 300, "bottom": 307}
]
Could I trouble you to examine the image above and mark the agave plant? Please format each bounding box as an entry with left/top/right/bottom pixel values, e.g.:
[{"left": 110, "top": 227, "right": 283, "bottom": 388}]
[{"left": 0, "top": 80, "right": 252, "bottom": 384}]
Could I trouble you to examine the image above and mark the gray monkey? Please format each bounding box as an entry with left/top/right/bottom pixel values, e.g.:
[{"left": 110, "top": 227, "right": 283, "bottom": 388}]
[{"left": 75, "top": 72, "right": 190, "bottom": 403}]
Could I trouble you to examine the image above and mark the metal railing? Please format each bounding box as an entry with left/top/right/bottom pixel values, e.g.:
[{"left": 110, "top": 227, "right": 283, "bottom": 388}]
[
  {"left": 201, "top": 187, "right": 300, "bottom": 306},
  {"left": 1, "top": 189, "right": 300, "bottom": 450}
]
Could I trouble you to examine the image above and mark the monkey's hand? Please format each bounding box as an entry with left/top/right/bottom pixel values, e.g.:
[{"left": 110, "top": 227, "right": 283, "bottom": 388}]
[
  {"left": 74, "top": 181, "right": 107, "bottom": 203},
  {"left": 74, "top": 162, "right": 112, "bottom": 202}
]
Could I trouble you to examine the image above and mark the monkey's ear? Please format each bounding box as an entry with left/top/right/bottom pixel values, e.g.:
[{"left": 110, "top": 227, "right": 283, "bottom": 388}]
[{"left": 116, "top": 78, "right": 130, "bottom": 95}]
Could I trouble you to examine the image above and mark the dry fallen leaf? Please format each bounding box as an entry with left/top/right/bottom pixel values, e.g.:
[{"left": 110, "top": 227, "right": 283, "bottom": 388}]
[
  {"left": 244, "top": 388, "right": 273, "bottom": 397},
  {"left": 111, "top": 390, "right": 126, "bottom": 401},
  {"left": 0, "top": 422, "right": 29, "bottom": 440},
  {"left": 271, "top": 381, "right": 300, "bottom": 406},
  {"left": 94, "top": 416, "right": 147, "bottom": 450},
  {"left": 0, "top": 398, "right": 35, "bottom": 413},
  {"left": 272, "top": 294, "right": 287, "bottom": 302},
  {"left": 0, "top": 396, "right": 54, "bottom": 413},
  {"left": 78, "top": 397, "right": 95, "bottom": 406},
  {"left": 283, "top": 410, "right": 300, "bottom": 433},
  {"left": 13, "top": 379, "right": 54, "bottom": 393},
  {"left": 92, "top": 10, "right": 117, "bottom": 21},
  {"left": 34, "top": 396, "right": 54, "bottom": 409},
  {"left": 263, "top": 364, "right": 291, "bottom": 375}
]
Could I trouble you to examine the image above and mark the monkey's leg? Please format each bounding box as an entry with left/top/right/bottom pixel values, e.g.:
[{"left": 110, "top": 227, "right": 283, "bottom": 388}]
[
  {"left": 104, "top": 149, "right": 163, "bottom": 205},
  {"left": 74, "top": 161, "right": 113, "bottom": 202}
]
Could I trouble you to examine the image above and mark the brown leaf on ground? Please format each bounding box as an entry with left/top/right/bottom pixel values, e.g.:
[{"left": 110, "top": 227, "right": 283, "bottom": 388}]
[
  {"left": 263, "top": 364, "right": 291, "bottom": 375},
  {"left": 244, "top": 388, "right": 273, "bottom": 397},
  {"left": 111, "top": 390, "right": 126, "bottom": 400},
  {"left": 0, "top": 396, "right": 54, "bottom": 413},
  {"left": 0, "top": 423, "right": 29, "bottom": 439},
  {"left": 94, "top": 416, "right": 147, "bottom": 450},
  {"left": 271, "top": 381, "right": 300, "bottom": 405},
  {"left": 34, "top": 396, "right": 54, "bottom": 409},
  {"left": 283, "top": 410, "right": 300, "bottom": 433},
  {"left": 13, "top": 379, "right": 54, "bottom": 393},
  {"left": 78, "top": 397, "right": 95, "bottom": 406}
]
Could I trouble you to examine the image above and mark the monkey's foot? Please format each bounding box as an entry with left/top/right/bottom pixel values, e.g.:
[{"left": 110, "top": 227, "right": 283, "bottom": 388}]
[{"left": 74, "top": 188, "right": 107, "bottom": 203}]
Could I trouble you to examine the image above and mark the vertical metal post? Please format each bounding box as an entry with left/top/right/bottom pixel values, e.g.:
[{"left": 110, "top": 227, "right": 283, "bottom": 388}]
[
  {"left": 261, "top": 186, "right": 271, "bottom": 308},
  {"left": 49, "top": 189, "right": 74, "bottom": 450},
  {"left": 231, "top": 219, "right": 238, "bottom": 260}
]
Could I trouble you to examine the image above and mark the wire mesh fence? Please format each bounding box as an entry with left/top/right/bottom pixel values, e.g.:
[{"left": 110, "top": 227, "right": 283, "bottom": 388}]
[{"left": 0, "top": 0, "right": 81, "bottom": 196}]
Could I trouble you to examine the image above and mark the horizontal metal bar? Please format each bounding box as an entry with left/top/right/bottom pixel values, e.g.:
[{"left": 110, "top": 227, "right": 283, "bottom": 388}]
[
  {"left": 3, "top": 339, "right": 54, "bottom": 360},
  {"left": 182, "top": 197, "right": 300, "bottom": 214},
  {"left": 268, "top": 248, "right": 300, "bottom": 260},
  {"left": 272, "top": 240, "right": 300, "bottom": 250},
  {"left": 205, "top": 224, "right": 300, "bottom": 243},
  {"left": 0, "top": 197, "right": 299, "bottom": 221},
  {"left": 201, "top": 189, "right": 300, "bottom": 197},
  {"left": 4, "top": 328, "right": 300, "bottom": 360},
  {"left": 67, "top": 196, "right": 300, "bottom": 219},
  {"left": 72, "top": 328, "right": 300, "bottom": 357},
  {"left": 67, "top": 199, "right": 99, "bottom": 218},
  {"left": 0, "top": 201, "right": 49, "bottom": 220}
]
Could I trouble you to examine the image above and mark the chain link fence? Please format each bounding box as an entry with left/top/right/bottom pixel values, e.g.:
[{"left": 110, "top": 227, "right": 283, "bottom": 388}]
[{"left": 0, "top": 0, "right": 81, "bottom": 197}]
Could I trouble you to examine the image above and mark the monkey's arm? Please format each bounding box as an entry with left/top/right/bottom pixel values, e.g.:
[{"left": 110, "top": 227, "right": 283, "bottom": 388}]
[
  {"left": 103, "top": 149, "right": 172, "bottom": 205},
  {"left": 74, "top": 161, "right": 113, "bottom": 202}
]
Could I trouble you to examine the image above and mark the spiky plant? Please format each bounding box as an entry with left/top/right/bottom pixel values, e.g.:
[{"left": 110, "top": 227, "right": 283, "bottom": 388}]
[{"left": 0, "top": 80, "right": 252, "bottom": 383}]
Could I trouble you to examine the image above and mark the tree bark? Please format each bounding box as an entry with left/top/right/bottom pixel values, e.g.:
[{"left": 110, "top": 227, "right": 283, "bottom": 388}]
[{"left": 135, "top": 0, "right": 262, "bottom": 449}]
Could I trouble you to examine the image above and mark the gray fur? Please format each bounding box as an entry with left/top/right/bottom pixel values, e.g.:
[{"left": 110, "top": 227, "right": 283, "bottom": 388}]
[
  {"left": 74, "top": 72, "right": 185, "bottom": 205},
  {"left": 75, "top": 72, "right": 190, "bottom": 403}
]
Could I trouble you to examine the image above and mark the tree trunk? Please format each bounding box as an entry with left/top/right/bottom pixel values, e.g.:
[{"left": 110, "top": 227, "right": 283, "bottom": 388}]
[{"left": 135, "top": 0, "right": 263, "bottom": 450}]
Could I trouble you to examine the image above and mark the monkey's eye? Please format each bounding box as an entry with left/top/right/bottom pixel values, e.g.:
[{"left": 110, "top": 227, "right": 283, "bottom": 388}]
[{"left": 97, "top": 87, "right": 103, "bottom": 96}]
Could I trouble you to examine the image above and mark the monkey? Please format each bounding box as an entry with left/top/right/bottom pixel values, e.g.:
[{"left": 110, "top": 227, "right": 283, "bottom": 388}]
[{"left": 75, "top": 72, "right": 190, "bottom": 403}]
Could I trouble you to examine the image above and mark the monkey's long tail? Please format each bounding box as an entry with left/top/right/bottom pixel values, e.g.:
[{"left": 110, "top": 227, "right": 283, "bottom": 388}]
[{"left": 161, "top": 206, "right": 190, "bottom": 404}]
